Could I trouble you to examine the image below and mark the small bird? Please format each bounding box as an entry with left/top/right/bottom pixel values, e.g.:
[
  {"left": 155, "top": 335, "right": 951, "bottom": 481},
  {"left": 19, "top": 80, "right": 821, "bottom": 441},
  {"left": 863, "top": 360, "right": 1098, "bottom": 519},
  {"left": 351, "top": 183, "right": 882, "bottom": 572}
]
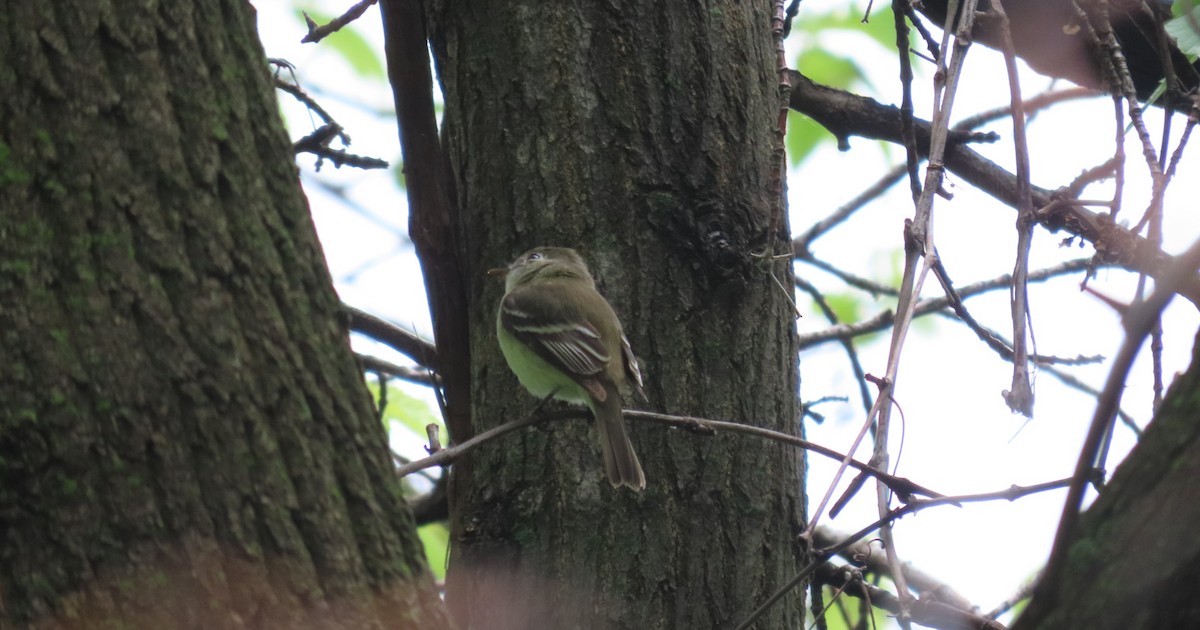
[{"left": 490, "top": 247, "right": 647, "bottom": 490}]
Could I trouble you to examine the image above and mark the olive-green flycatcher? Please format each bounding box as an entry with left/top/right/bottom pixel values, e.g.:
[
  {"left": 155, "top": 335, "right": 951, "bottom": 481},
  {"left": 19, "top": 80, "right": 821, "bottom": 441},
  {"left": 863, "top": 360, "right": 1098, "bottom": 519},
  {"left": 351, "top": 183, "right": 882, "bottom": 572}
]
[{"left": 490, "top": 247, "right": 647, "bottom": 490}]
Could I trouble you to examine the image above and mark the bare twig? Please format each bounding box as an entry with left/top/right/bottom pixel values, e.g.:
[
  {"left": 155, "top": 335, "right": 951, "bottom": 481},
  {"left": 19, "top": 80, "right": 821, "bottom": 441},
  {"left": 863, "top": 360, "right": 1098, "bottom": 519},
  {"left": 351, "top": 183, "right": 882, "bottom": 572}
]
[
  {"left": 300, "top": 0, "right": 379, "bottom": 44},
  {"left": 870, "top": 6, "right": 983, "bottom": 622},
  {"left": 793, "top": 164, "right": 907, "bottom": 253},
  {"left": 345, "top": 304, "right": 439, "bottom": 368},
  {"left": 796, "top": 253, "right": 899, "bottom": 297},
  {"left": 786, "top": 71, "right": 1200, "bottom": 307},
  {"left": 990, "top": 0, "right": 1037, "bottom": 417},
  {"left": 813, "top": 526, "right": 975, "bottom": 613},
  {"left": 1028, "top": 358, "right": 1140, "bottom": 438},
  {"left": 736, "top": 477, "right": 1071, "bottom": 630},
  {"left": 814, "top": 563, "right": 1006, "bottom": 630},
  {"left": 357, "top": 353, "right": 439, "bottom": 387},
  {"left": 274, "top": 77, "right": 343, "bottom": 131},
  {"left": 1028, "top": 235, "right": 1200, "bottom": 620},
  {"left": 953, "top": 87, "right": 1099, "bottom": 131},
  {"left": 985, "top": 575, "right": 1038, "bottom": 621},
  {"left": 293, "top": 124, "right": 389, "bottom": 170},
  {"left": 396, "top": 407, "right": 946, "bottom": 502},
  {"left": 795, "top": 276, "right": 874, "bottom": 414},
  {"left": 797, "top": 259, "right": 1102, "bottom": 351},
  {"left": 769, "top": 0, "right": 790, "bottom": 254}
]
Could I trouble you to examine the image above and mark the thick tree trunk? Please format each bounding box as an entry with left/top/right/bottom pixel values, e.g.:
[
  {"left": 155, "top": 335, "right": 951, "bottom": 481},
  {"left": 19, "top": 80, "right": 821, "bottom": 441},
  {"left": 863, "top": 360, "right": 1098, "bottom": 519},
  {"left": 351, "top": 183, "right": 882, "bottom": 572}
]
[
  {"left": 427, "top": 2, "right": 807, "bottom": 628},
  {"left": 1012, "top": 333, "right": 1200, "bottom": 630},
  {"left": 0, "top": 1, "right": 448, "bottom": 628}
]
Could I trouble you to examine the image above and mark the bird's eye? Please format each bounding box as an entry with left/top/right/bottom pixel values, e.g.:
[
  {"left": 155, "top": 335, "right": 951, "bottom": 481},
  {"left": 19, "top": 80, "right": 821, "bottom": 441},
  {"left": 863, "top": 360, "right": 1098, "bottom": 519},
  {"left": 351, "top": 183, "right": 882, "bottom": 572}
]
[{"left": 527, "top": 252, "right": 543, "bottom": 261}]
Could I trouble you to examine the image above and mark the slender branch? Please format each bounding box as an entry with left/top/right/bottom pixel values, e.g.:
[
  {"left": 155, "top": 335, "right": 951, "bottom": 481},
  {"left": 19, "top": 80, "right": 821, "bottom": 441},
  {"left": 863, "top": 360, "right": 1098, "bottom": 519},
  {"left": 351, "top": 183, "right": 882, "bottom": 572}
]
[
  {"left": 795, "top": 276, "right": 874, "bottom": 414},
  {"left": 786, "top": 71, "right": 1200, "bottom": 307},
  {"left": 793, "top": 164, "right": 907, "bottom": 253},
  {"left": 797, "top": 258, "right": 1102, "bottom": 350},
  {"left": 813, "top": 526, "right": 975, "bottom": 613},
  {"left": 273, "top": 78, "right": 343, "bottom": 132},
  {"left": 953, "top": 87, "right": 1098, "bottom": 131},
  {"left": 300, "top": 0, "right": 379, "bottom": 44},
  {"left": 870, "top": 5, "right": 982, "bottom": 622},
  {"left": 1027, "top": 235, "right": 1200, "bottom": 621},
  {"left": 796, "top": 253, "right": 899, "bottom": 297},
  {"left": 395, "top": 412, "right": 547, "bottom": 478},
  {"left": 735, "top": 477, "right": 1072, "bottom": 630},
  {"left": 768, "top": 0, "right": 790, "bottom": 253},
  {"left": 814, "top": 563, "right": 1006, "bottom": 630},
  {"left": 345, "top": 304, "right": 439, "bottom": 369},
  {"left": 986, "top": 576, "right": 1038, "bottom": 621},
  {"left": 357, "top": 353, "right": 439, "bottom": 387},
  {"left": 934, "top": 312, "right": 1102, "bottom": 367},
  {"left": 1027, "top": 356, "right": 1140, "bottom": 438},
  {"left": 990, "top": 0, "right": 1037, "bottom": 418},
  {"left": 930, "top": 255, "right": 1017, "bottom": 362},
  {"left": 792, "top": 88, "right": 1093, "bottom": 257},
  {"left": 1084, "top": 0, "right": 1163, "bottom": 183},
  {"left": 395, "top": 408, "right": 946, "bottom": 502}
]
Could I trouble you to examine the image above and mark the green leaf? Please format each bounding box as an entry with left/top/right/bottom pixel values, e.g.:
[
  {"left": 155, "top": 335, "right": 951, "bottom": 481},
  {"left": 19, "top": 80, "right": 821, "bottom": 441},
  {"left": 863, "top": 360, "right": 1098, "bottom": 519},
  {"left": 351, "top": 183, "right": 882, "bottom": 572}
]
[
  {"left": 295, "top": 7, "right": 386, "bottom": 80},
  {"left": 786, "top": 110, "right": 828, "bottom": 166},
  {"left": 418, "top": 523, "right": 450, "bottom": 579},
  {"left": 823, "top": 292, "right": 862, "bottom": 324},
  {"left": 366, "top": 378, "right": 444, "bottom": 441},
  {"left": 795, "top": 47, "right": 870, "bottom": 91},
  {"left": 858, "top": 3, "right": 900, "bottom": 50},
  {"left": 790, "top": 2, "right": 895, "bottom": 51},
  {"left": 1166, "top": 3, "right": 1200, "bottom": 57}
]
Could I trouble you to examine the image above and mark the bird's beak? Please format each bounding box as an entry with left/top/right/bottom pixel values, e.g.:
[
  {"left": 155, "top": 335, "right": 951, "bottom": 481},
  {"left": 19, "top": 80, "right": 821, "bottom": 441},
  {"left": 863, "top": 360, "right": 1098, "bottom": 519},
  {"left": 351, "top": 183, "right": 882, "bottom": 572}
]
[{"left": 487, "top": 266, "right": 509, "bottom": 279}]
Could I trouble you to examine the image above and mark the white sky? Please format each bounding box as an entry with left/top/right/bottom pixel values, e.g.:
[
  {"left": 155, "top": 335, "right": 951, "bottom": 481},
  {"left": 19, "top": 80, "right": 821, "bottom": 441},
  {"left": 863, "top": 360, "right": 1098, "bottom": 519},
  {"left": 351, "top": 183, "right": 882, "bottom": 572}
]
[{"left": 257, "top": 1, "right": 1200, "bottom": 624}]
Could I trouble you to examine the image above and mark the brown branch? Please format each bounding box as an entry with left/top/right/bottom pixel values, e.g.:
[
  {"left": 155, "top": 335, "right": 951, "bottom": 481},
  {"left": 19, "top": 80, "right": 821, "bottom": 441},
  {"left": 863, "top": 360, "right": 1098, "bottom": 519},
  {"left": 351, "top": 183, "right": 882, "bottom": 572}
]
[
  {"left": 797, "top": 258, "right": 1100, "bottom": 350},
  {"left": 1027, "top": 234, "right": 1200, "bottom": 621},
  {"left": 274, "top": 77, "right": 342, "bottom": 130},
  {"left": 736, "top": 477, "right": 1072, "bottom": 630},
  {"left": 786, "top": 71, "right": 1200, "bottom": 308},
  {"left": 814, "top": 563, "right": 1006, "bottom": 630},
  {"left": 1026, "top": 357, "right": 1140, "bottom": 439},
  {"left": 379, "top": 0, "right": 472, "bottom": 441},
  {"left": 300, "top": 1, "right": 379, "bottom": 44},
  {"left": 357, "top": 353, "right": 438, "bottom": 387},
  {"left": 292, "top": 124, "right": 389, "bottom": 170},
  {"left": 795, "top": 252, "right": 899, "bottom": 297},
  {"left": 345, "top": 304, "right": 439, "bottom": 369},
  {"left": 795, "top": 276, "right": 874, "bottom": 414},
  {"left": 990, "top": 0, "right": 1037, "bottom": 418},
  {"left": 813, "top": 526, "right": 975, "bottom": 613},
  {"left": 952, "top": 87, "right": 1099, "bottom": 131},
  {"left": 793, "top": 164, "right": 907, "bottom": 253},
  {"left": 395, "top": 408, "right": 946, "bottom": 503}
]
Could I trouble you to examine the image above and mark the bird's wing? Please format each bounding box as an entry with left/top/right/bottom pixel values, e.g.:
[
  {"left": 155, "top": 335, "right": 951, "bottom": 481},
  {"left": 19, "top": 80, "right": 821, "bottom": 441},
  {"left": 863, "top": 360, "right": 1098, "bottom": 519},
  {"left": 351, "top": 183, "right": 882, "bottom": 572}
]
[{"left": 500, "top": 283, "right": 612, "bottom": 399}]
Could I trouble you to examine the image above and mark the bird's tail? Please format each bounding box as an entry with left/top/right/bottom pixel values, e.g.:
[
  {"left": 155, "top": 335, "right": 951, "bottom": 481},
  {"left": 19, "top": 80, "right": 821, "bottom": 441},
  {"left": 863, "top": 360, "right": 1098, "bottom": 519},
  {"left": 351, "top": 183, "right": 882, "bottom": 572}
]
[{"left": 594, "top": 394, "right": 645, "bottom": 490}]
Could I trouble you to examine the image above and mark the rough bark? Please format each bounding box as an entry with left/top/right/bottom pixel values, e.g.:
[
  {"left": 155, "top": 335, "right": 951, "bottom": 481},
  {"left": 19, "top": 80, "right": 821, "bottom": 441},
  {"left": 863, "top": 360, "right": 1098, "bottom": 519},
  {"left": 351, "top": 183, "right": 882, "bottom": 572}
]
[
  {"left": 0, "top": 1, "right": 448, "bottom": 628},
  {"left": 427, "top": 1, "right": 806, "bottom": 628},
  {"left": 1012, "top": 332, "right": 1200, "bottom": 630}
]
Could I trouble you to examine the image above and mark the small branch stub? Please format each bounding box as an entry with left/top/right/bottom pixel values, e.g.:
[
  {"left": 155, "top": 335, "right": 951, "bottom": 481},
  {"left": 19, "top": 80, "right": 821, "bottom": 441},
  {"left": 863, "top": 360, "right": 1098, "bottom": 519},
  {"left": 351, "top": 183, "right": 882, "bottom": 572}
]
[{"left": 425, "top": 424, "right": 442, "bottom": 455}]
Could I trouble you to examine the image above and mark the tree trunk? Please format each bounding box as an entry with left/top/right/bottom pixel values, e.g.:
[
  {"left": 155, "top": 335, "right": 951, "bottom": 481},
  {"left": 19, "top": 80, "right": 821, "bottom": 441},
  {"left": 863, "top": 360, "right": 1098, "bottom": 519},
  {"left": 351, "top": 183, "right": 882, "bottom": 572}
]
[
  {"left": 1012, "top": 333, "right": 1200, "bottom": 630},
  {"left": 0, "top": 1, "right": 448, "bottom": 628},
  {"left": 427, "top": 2, "right": 807, "bottom": 628}
]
